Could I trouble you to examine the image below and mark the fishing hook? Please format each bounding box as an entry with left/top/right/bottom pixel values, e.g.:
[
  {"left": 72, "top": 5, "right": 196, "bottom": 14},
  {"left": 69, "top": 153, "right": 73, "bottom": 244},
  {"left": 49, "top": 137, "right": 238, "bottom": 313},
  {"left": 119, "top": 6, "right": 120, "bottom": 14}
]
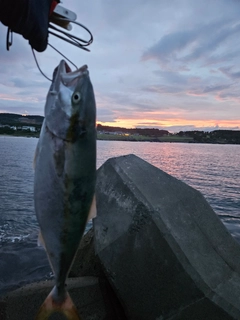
[{"left": 48, "top": 18, "right": 93, "bottom": 51}]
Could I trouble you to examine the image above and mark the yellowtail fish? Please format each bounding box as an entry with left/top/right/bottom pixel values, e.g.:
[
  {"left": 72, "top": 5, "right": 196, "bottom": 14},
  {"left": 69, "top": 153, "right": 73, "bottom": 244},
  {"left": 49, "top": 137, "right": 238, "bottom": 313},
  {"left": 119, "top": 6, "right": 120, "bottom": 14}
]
[{"left": 34, "top": 60, "right": 96, "bottom": 320}]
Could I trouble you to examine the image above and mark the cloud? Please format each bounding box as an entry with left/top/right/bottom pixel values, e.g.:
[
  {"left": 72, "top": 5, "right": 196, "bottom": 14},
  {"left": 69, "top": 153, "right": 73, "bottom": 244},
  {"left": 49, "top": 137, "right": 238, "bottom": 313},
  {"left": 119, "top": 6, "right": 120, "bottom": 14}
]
[
  {"left": 142, "top": 18, "right": 240, "bottom": 69},
  {"left": 219, "top": 67, "right": 240, "bottom": 80},
  {"left": 188, "top": 83, "right": 232, "bottom": 96},
  {"left": 1, "top": 0, "right": 240, "bottom": 130},
  {"left": 142, "top": 76, "right": 232, "bottom": 100},
  {"left": 142, "top": 30, "right": 196, "bottom": 65},
  {"left": 96, "top": 107, "right": 116, "bottom": 123},
  {"left": 153, "top": 70, "right": 191, "bottom": 85},
  {"left": 143, "top": 85, "right": 183, "bottom": 95}
]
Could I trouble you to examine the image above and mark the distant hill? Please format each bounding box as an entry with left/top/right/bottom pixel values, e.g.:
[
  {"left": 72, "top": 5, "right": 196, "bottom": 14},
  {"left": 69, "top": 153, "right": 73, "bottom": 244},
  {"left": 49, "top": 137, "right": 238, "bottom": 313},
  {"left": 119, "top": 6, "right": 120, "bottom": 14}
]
[
  {"left": 97, "top": 124, "right": 169, "bottom": 137},
  {"left": 177, "top": 130, "right": 240, "bottom": 144},
  {"left": 0, "top": 113, "right": 44, "bottom": 126}
]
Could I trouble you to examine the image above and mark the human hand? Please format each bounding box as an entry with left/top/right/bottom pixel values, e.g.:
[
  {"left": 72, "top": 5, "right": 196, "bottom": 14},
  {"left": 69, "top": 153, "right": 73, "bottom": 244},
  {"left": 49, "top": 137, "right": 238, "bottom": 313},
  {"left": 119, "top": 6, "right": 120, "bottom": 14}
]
[{"left": 0, "top": 0, "right": 59, "bottom": 52}]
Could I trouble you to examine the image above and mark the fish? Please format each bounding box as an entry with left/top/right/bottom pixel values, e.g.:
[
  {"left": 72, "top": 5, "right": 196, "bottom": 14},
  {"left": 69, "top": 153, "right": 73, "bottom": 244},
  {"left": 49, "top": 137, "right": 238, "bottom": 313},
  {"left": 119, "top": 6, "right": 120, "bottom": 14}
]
[{"left": 34, "top": 60, "right": 97, "bottom": 320}]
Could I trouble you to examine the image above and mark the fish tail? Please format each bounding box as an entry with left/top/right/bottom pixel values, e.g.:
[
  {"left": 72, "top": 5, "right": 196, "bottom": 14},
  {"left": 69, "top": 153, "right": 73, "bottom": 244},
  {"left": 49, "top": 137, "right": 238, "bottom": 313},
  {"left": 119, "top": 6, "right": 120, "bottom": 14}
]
[{"left": 35, "top": 287, "right": 81, "bottom": 320}]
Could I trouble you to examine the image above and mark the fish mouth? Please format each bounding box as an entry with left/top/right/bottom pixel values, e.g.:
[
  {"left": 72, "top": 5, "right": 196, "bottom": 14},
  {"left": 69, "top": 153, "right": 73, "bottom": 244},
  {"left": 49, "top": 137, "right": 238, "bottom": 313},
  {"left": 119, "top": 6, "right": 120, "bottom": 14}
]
[
  {"left": 47, "top": 60, "right": 89, "bottom": 142},
  {"left": 52, "top": 60, "right": 89, "bottom": 88}
]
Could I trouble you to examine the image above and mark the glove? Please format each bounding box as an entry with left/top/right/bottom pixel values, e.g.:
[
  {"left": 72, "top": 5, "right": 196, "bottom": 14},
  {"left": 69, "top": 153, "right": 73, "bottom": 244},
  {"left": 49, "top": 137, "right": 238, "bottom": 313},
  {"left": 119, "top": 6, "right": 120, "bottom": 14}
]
[{"left": 0, "top": 0, "right": 59, "bottom": 52}]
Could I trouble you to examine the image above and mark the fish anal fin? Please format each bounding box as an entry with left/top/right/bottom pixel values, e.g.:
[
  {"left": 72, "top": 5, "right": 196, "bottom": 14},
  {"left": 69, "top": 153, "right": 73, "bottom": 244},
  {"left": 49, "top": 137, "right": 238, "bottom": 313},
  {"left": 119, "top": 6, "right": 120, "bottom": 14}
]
[
  {"left": 37, "top": 231, "right": 46, "bottom": 249},
  {"left": 87, "top": 194, "right": 97, "bottom": 222},
  {"left": 35, "top": 288, "right": 81, "bottom": 320}
]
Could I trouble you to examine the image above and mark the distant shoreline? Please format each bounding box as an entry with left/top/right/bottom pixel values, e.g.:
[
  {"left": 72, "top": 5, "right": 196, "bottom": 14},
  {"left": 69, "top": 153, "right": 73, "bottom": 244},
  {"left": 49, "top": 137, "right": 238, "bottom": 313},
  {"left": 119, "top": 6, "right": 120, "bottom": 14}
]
[
  {"left": 1, "top": 113, "right": 240, "bottom": 144},
  {"left": 0, "top": 132, "right": 191, "bottom": 142},
  {"left": 1, "top": 132, "right": 240, "bottom": 144}
]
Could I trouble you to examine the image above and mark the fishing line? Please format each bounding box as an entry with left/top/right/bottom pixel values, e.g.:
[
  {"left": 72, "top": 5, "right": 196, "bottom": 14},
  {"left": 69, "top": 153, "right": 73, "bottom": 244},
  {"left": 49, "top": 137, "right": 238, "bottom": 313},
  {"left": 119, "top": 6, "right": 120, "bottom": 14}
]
[
  {"left": 31, "top": 43, "right": 79, "bottom": 82},
  {"left": 31, "top": 48, "right": 52, "bottom": 82},
  {"left": 48, "top": 43, "right": 78, "bottom": 70}
]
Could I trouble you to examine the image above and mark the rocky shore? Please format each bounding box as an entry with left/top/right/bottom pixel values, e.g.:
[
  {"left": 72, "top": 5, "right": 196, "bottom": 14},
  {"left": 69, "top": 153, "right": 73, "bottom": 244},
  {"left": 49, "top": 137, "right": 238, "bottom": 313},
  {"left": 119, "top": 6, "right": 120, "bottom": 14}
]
[{"left": 1, "top": 154, "right": 240, "bottom": 319}]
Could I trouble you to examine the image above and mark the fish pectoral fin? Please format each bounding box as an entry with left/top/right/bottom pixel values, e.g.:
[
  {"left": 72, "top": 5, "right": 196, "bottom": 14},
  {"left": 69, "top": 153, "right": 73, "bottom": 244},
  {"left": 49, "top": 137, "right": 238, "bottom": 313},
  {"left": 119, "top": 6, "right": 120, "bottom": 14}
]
[
  {"left": 35, "top": 287, "right": 81, "bottom": 320},
  {"left": 87, "top": 194, "right": 97, "bottom": 222},
  {"left": 37, "top": 231, "right": 46, "bottom": 249}
]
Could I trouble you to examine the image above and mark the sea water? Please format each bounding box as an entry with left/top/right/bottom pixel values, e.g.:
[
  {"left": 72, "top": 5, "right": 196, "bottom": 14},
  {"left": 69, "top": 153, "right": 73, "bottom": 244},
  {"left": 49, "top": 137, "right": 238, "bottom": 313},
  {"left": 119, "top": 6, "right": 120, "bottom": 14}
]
[{"left": 0, "top": 136, "right": 240, "bottom": 295}]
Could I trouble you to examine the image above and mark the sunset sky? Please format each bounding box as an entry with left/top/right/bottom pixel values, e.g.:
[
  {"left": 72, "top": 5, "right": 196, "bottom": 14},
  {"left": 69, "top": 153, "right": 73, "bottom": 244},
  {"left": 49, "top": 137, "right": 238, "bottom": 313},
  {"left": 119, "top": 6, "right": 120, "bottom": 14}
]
[{"left": 1, "top": 0, "right": 240, "bottom": 132}]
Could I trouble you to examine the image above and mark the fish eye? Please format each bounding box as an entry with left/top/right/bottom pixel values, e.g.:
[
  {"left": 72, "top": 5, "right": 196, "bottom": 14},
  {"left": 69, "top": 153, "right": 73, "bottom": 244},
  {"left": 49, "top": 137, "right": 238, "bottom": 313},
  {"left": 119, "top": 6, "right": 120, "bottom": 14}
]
[{"left": 72, "top": 92, "right": 81, "bottom": 104}]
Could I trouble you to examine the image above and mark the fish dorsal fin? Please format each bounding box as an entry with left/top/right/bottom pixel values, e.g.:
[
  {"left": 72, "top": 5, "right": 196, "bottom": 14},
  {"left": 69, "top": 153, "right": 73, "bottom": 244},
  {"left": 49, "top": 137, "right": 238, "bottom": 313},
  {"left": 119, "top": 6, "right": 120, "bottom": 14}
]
[
  {"left": 87, "top": 194, "right": 97, "bottom": 222},
  {"left": 38, "top": 231, "right": 46, "bottom": 249}
]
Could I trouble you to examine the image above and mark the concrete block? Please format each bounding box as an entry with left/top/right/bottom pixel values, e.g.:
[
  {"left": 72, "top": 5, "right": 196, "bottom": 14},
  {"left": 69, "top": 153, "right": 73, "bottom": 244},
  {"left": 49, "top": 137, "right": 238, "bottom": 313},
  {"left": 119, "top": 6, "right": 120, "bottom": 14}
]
[
  {"left": 94, "top": 154, "right": 240, "bottom": 320},
  {"left": 70, "top": 228, "right": 105, "bottom": 278},
  {"left": 70, "top": 228, "right": 128, "bottom": 319}
]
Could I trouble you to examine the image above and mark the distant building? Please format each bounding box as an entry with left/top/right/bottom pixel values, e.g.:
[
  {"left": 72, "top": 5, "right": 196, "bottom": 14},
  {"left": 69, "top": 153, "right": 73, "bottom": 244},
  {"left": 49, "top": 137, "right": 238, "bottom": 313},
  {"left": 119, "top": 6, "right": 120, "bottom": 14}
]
[{"left": 22, "top": 126, "right": 36, "bottom": 132}]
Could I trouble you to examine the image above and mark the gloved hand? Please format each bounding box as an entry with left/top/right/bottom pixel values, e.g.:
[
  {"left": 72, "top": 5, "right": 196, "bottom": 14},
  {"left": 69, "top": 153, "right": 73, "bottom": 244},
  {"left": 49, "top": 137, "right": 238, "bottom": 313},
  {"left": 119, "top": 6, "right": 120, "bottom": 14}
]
[{"left": 0, "top": 0, "right": 59, "bottom": 52}]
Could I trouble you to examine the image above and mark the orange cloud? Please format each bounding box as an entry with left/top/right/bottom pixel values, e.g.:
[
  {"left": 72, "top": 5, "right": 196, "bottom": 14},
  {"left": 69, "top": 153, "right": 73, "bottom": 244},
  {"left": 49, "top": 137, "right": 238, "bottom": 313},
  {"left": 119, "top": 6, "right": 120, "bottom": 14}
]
[{"left": 97, "top": 117, "right": 240, "bottom": 131}]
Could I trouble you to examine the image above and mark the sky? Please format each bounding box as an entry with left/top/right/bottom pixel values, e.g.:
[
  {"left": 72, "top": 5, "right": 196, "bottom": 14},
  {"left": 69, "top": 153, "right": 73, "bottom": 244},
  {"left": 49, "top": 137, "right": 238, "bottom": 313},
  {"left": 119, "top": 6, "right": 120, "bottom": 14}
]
[{"left": 1, "top": 0, "right": 240, "bottom": 132}]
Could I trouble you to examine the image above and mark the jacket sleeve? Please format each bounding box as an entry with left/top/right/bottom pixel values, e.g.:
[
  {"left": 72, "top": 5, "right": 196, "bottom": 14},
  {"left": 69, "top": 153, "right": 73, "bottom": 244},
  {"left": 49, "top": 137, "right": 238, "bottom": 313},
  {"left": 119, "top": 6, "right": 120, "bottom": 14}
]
[{"left": 0, "top": 0, "right": 57, "bottom": 52}]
